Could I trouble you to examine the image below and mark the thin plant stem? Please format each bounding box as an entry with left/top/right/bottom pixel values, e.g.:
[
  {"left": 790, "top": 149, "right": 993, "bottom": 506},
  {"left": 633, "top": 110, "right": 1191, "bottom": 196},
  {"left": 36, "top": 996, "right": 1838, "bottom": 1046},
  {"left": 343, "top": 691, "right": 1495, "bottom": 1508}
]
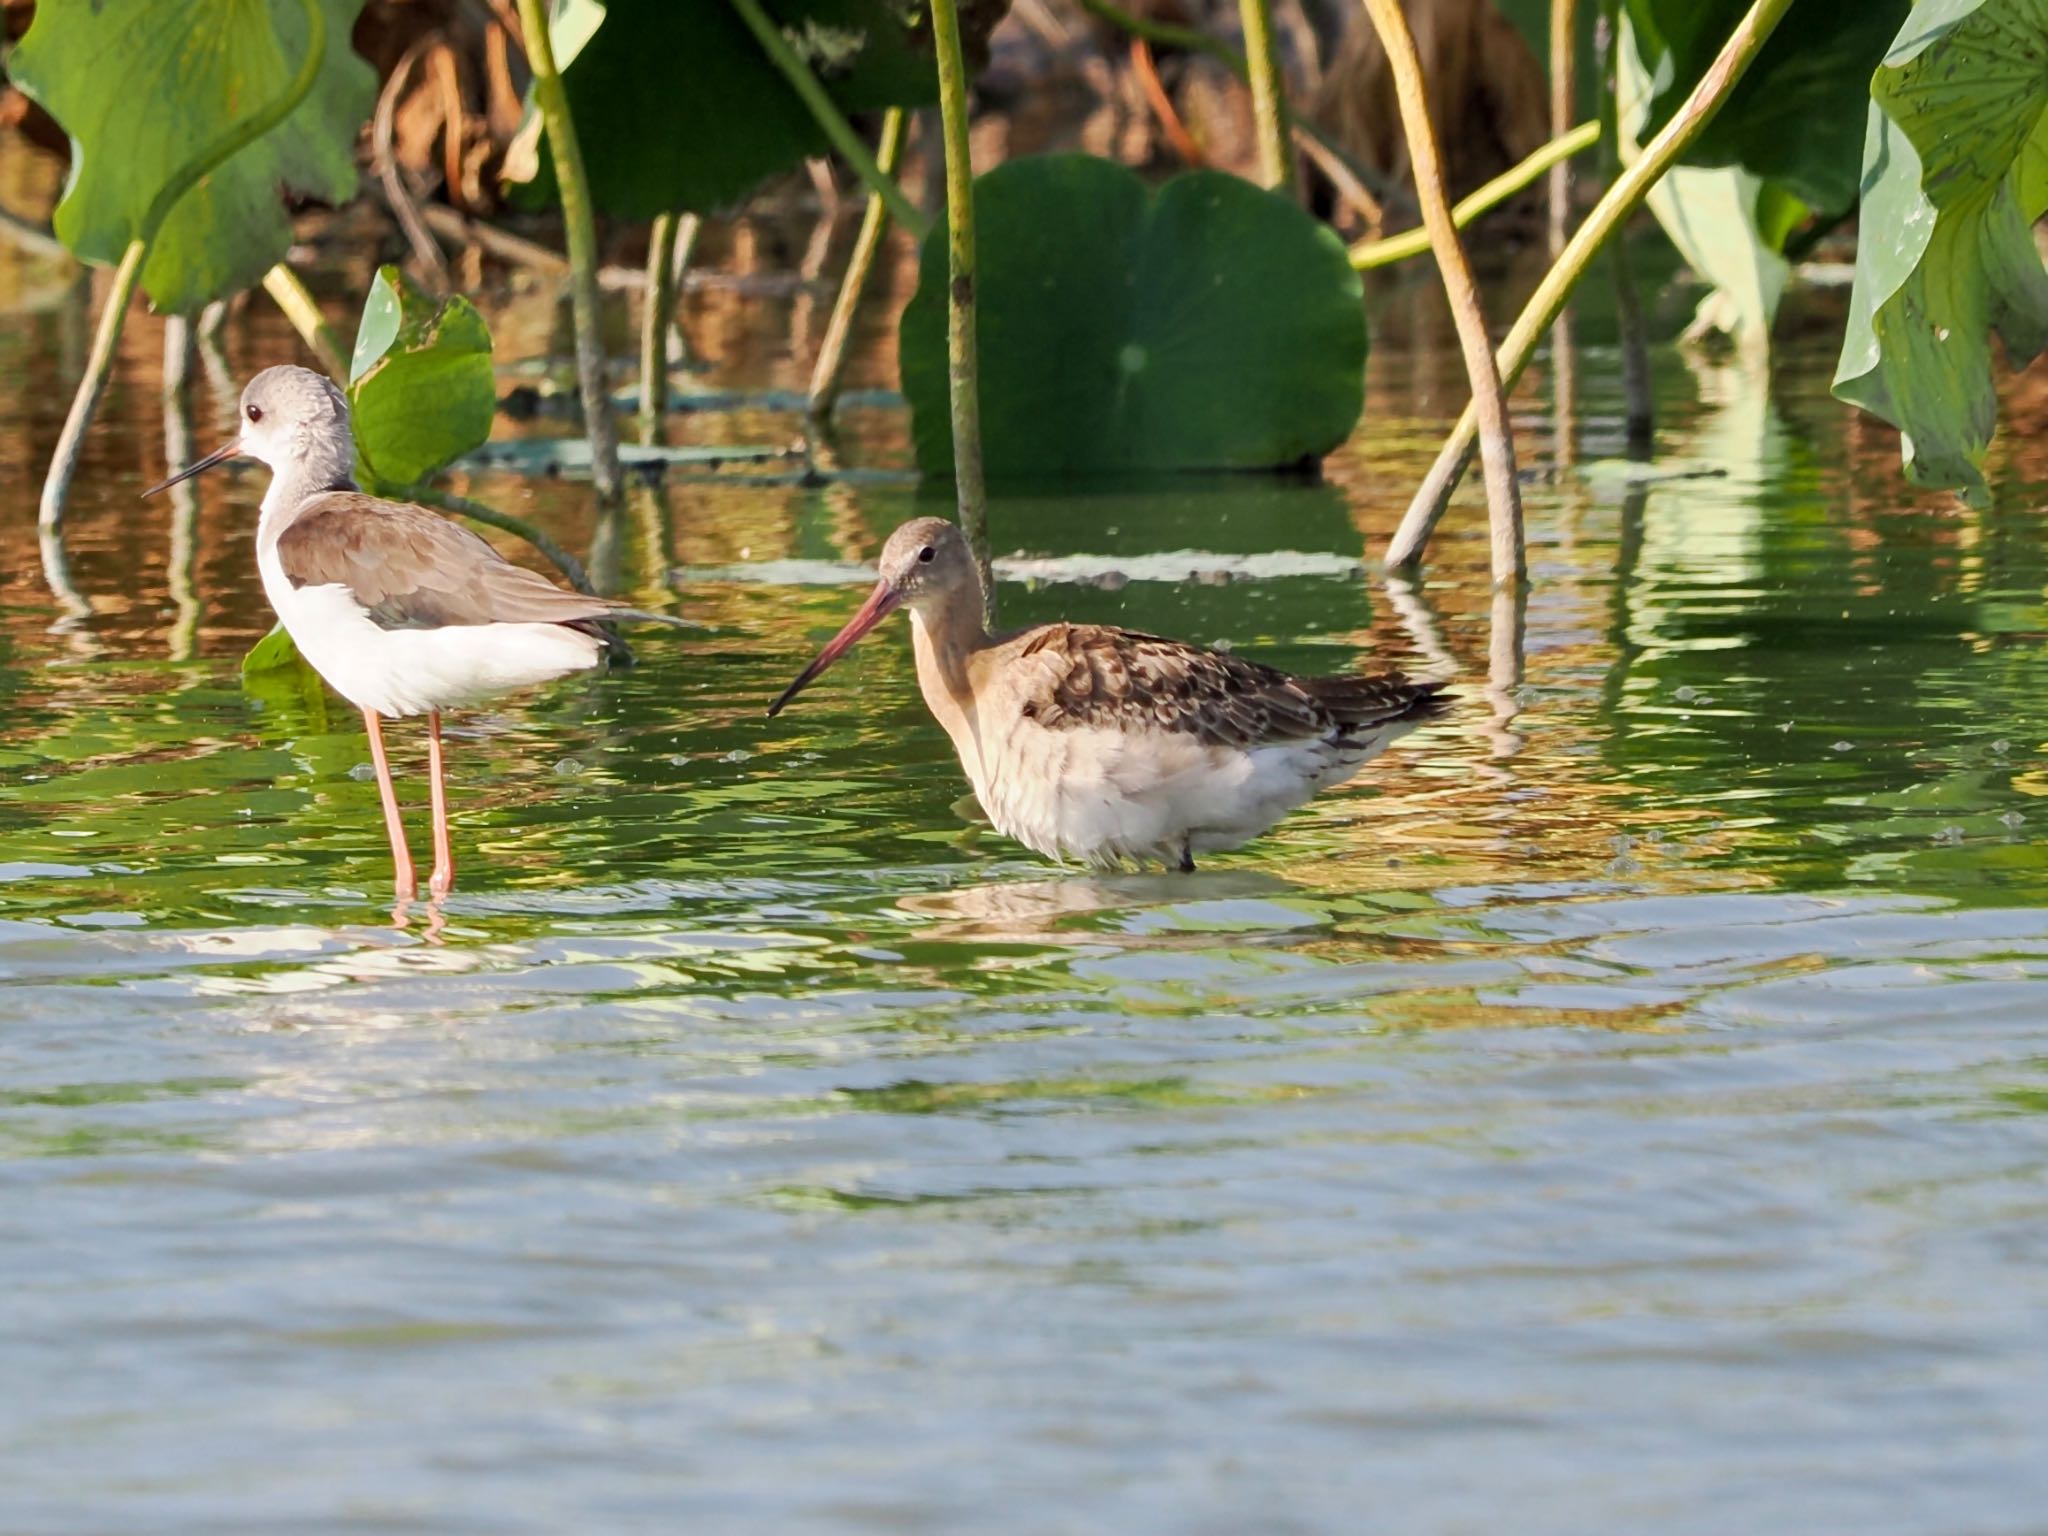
[
  {"left": 727, "top": 0, "right": 933, "bottom": 242},
  {"left": 413, "top": 484, "right": 598, "bottom": 595},
  {"left": 808, "top": 107, "right": 908, "bottom": 425},
  {"left": 262, "top": 263, "right": 349, "bottom": 378},
  {"left": 1549, "top": 0, "right": 1581, "bottom": 476},
  {"left": 1350, "top": 122, "right": 1596, "bottom": 270},
  {"left": 1360, "top": 0, "right": 1523, "bottom": 584},
  {"left": 1238, "top": 0, "right": 1292, "bottom": 192},
  {"left": 640, "top": 211, "right": 680, "bottom": 445},
  {"left": 515, "top": 0, "right": 624, "bottom": 511},
  {"left": 1598, "top": 0, "right": 1653, "bottom": 450},
  {"left": 1548, "top": 0, "right": 1578, "bottom": 253},
  {"left": 38, "top": 0, "right": 325, "bottom": 533},
  {"left": 929, "top": 0, "right": 993, "bottom": 626},
  {"left": 1384, "top": 0, "right": 1795, "bottom": 571}
]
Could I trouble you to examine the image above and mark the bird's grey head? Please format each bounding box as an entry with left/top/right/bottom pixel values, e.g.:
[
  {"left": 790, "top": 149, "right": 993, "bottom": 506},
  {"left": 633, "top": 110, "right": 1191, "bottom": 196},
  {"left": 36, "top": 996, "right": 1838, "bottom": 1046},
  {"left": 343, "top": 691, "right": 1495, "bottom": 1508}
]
[
  {"left": 237, "top": 365, "right": 355, "bottom": 484},
  {"left": 877, "top": 517, "right": 978, "bottom": 613}
]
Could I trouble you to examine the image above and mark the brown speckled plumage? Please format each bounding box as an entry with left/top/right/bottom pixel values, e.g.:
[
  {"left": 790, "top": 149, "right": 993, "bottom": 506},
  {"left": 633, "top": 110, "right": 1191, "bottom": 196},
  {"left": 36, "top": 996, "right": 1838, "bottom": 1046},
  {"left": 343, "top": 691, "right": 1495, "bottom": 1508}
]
[{"left": 1011, "top": 622, "right": 1448, "bottom": 749}]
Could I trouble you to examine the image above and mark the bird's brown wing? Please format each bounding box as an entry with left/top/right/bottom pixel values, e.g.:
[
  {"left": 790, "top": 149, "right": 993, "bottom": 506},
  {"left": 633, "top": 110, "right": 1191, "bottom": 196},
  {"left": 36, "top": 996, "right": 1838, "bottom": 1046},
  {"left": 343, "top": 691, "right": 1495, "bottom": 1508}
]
[
  {"left": 275, "top": 493, "right": 620, "bottom": 630},
  {"left": 999, "top": 624, "right": 1448, "bottom": 749}
]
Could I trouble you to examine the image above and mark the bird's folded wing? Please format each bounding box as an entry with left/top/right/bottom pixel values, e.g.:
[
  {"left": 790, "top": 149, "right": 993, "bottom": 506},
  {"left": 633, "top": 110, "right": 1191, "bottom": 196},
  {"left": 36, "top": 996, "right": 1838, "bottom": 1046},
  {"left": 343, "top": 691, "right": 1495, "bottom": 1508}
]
[
  {"left": 1000, "top": 624, "right": 1335, "bottom": 749},
  {"left": 276, "top": 493, "right": 622, "bottom": 630}
]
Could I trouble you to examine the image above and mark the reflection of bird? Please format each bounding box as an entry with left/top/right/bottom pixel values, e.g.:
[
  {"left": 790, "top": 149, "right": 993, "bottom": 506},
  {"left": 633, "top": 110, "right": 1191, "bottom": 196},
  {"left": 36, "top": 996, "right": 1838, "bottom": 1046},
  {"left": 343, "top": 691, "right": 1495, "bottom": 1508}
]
[
  {"left": 770, "top": 518, "right": 1451, "bottom": 871},
  {"left": 147, "top": 365, "right": 679, "bottom": 900}
]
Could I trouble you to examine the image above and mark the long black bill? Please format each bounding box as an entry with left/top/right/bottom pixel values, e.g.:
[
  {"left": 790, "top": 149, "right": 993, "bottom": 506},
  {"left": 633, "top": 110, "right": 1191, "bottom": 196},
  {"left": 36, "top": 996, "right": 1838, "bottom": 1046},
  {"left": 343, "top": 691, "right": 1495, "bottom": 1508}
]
[
  {"left": 766, "top": 580, "right": 900, "bottom": 717},
  {"left": 141, "top": 439, "right": 242, "bottom": 498}
]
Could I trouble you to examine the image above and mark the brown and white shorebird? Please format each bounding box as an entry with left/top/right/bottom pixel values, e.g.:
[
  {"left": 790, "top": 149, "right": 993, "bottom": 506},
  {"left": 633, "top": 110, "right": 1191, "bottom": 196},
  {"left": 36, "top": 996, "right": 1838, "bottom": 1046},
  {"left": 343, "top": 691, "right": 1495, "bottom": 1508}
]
[
  {"left": 146, "top": 364, "right": 679, "bottom": 900},
  {"left": 768, "top": 518, "right": 1450, "bottom": 871}
]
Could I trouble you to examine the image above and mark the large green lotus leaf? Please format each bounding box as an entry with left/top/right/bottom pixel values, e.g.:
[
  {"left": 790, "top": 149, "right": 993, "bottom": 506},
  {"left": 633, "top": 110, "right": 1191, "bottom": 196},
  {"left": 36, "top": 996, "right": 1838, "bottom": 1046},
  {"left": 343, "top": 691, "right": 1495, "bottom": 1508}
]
[
  {"left": 1623, "top": 0, "right": 1909, "bottom": 215},
  {"left": 8, "top": 0, "right": 376, "bottom": 315},
  {"left": 899, "top": 156, "right": 1367, "bottom": 480},
  {"left": 348, "top": 266, "right": 497, "bottom": 489},
  {"left": 505, "top": 0, "right": 1008, "bottom": 219},
  {"left": 1833, "top": 0, "right": 2048, "bottom": 505}
]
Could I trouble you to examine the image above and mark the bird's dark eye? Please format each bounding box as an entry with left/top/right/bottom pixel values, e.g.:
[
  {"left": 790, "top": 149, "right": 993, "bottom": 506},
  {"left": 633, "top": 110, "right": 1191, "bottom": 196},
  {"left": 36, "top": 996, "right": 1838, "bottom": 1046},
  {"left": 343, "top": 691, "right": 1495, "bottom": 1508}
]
[
  {"left": 246, "top": 403, "right": 264, "bottom": 424},
  {"left": 918, "top": 545, "right": 935, "bottom": 563}
]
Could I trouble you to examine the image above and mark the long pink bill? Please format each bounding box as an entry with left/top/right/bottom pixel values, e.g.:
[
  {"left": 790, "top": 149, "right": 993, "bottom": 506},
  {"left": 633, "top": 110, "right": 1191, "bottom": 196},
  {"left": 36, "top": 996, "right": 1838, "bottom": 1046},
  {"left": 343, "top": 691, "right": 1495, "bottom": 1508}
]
[
  {"left": 767, "top": 580, "right": 901, "bottom": 717},
  {"left": 141, "top": 439, "right": 242, "bottom": 498}
]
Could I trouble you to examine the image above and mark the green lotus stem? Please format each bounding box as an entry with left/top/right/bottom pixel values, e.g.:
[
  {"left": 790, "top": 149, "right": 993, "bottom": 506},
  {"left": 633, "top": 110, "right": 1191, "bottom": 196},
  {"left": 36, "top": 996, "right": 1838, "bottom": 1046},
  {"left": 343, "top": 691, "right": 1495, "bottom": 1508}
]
[
  {"left": 261, "top": 263, "right": 349, "bottom": 378},
  {"left": 928, "top": 0, "right": 993, "bottom": 624},
  {"left": 1361, "top": 0, "right": 1522, "bottom": 584},
  {"left": 1237, "top": 0, "right": 1292, "bottom": 192},
  {"left": 1350, "top": 122, "right": 1597, "bottom": 270},
  {"left": 38, "top": 0, "right": 325, "bottom": 533},
  {"left": 1598, "top": 0, "right": 1653, "bottom": 449},
  {"left": 1384, "top": 0, "right": 1796, "bottom": 572},
  {"left": 413, "top": 485, "right": 597, "bottom": 596},
  {"left": 727, "top": 0, "right": 932, "bottom": 243},
  {"left": 640, "top": 211, "right": 681, "bottom": 445},
  {"left": 516, "top": 0, "right": 624, "bottom": 511},
  {"left": 808, "top": 108, "right": 907, "bottom": 425},
  {"left": 1548, "top": 0, "right": 1578, "bottom": 251}
]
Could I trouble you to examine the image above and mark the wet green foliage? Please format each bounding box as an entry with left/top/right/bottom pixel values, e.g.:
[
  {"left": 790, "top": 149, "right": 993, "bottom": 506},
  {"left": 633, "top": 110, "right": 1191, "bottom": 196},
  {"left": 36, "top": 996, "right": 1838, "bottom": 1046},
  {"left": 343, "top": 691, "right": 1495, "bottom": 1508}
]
[
  {"left": 503, "top": 0, "right": 1004, "bottom": 219},
  {"left": 1834, "top": 0, "right": 2048, "bottom": 504},
  {"left": 347, "top": 266, "right": 498, "bottom": 491},
  {"left": 1625, "top": 0, "right": 1908, "bottom": 216},
  {"left": 899, "top": 157, "right": 1366, "bottom": 480},
  {"left": 8, "top": 0, "right": 375, "bottom": 313}
]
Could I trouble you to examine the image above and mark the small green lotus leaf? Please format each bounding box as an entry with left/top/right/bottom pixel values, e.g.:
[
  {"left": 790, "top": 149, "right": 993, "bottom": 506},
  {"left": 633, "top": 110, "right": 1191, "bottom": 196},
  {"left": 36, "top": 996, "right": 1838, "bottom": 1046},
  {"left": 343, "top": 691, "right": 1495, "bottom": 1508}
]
[{"left": 347, "top": 266, "right": 497, "bottom": 490}]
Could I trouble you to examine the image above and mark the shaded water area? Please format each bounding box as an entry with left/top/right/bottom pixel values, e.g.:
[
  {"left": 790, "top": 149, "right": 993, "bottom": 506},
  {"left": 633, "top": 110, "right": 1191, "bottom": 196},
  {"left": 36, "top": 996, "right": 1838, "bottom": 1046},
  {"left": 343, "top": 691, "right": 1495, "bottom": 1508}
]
[{"left": 5, "top": 210, "right": 2048, "bottom": 1531}]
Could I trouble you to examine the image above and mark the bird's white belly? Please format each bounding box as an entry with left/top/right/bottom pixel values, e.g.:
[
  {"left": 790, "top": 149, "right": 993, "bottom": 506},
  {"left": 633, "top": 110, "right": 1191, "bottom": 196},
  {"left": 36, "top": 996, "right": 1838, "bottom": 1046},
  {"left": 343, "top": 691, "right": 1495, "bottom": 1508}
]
[
  {"left": 261, "top": 565, "right": 602, "bottom": 718},
  {"left": 968, "top": 719, "right": 1377, "bottom": 868}
]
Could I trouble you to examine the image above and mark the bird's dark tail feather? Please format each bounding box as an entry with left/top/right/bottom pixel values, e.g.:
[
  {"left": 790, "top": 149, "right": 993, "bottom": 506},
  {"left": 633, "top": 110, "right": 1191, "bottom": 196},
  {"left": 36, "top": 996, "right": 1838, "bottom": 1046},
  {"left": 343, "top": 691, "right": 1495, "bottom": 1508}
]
[{"left": 1304, "top": 671, "right": 1454, "bottom": 730}]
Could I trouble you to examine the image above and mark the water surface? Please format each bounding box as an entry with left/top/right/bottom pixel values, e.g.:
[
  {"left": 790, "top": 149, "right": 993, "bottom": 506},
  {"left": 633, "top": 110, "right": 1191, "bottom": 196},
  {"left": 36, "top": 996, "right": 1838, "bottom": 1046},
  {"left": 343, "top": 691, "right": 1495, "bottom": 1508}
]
[{"left": 4, "top": 221, "right": 2048, "bottom": 1532}]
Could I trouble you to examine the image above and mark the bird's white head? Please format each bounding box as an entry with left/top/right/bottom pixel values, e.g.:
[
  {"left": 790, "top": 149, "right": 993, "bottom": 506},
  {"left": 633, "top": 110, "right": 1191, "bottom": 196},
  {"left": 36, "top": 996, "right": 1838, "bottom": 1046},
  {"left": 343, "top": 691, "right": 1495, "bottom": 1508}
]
[
  {"left": 766, "top": 516, "right": 982, "bottom": 717},
  {"left": 143, "top": 363, "right": 356, "bottom": 504}
]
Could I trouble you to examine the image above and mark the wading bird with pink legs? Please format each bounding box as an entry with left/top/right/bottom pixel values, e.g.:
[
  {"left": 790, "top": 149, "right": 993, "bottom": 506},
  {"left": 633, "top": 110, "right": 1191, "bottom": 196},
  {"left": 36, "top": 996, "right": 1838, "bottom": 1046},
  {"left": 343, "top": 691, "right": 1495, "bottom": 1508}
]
[{"left": 148, "top": 365, "right": 681, "bottom": 900}]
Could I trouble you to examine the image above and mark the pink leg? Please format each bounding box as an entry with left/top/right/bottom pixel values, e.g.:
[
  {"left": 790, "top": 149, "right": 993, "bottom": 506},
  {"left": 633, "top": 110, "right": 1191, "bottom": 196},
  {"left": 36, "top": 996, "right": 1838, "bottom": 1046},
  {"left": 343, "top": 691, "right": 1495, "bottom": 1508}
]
[
  {"left": 427, "top": 709, "right": 455, "bottom": 898},
  {"left": 362, "top": 708, "right": 417, "bottom": 898}
]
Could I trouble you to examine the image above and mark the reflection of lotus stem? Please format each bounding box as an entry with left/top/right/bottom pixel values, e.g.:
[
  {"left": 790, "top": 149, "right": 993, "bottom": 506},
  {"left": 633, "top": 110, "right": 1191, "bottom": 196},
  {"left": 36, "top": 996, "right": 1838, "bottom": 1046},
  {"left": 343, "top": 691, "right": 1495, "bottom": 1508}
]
[
  {"left": 164, "top": 316, "right": 202, "bottom": 662},
  {"left": 1385, "top": 0, "right": 1796, "bottom": 572},
  {"left": 929, "top": 0, "right": 994, "bottom": 627},
  {"left": 1237, "top": 0, "right": 1292, "bottom": 192},
  {"left": 1360, "top": 0, "right": 1524, "bottom": 585},
  {"left": 515, "top": 0, "right": 624, "bottom": 512},
  {"left": 1349, "top": 123, "right": 1596, "bottom": 270},
  {"left": 726, "top": 0, "right": 931, "bottom": 243},
  {"left": 261, "top": 263, "right": 349, "bottom": 378},
  {"left": 808, "top": 108, "right": 907, "bottom": 427},
  {"left": 640, "top": 212, "right": 681, "bottom": 446},
  {"left": 37, "top": 0, "right": 325, "bottom": 534}
]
